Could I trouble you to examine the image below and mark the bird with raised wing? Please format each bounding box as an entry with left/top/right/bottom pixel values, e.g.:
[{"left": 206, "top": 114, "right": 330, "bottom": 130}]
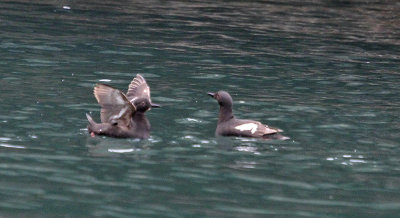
[{"left": 86, "top": 74, "right": 159, "bottom": 139}]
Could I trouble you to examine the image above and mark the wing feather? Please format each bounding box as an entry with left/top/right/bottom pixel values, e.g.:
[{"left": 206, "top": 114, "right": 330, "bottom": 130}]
[
  {"left": 260, "top": 124, "right": 282, "bottom": 135},
  {"left": 234, "top": 120, "right": 282, "bottom": 137},
  {"left": 126, "top": 74, "right": 151, "bottom": 103},
  {"left": 94, "top": 84, "right": 136, "bottom": 126}
]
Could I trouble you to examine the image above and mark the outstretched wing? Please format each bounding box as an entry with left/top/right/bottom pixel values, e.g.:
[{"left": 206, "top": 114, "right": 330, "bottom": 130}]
[
  {"left": 94, "top": 84, "right": 136, "bottom": 127},
  {"left": 126, "top": 74, "right": 151, "bottom": 103}
]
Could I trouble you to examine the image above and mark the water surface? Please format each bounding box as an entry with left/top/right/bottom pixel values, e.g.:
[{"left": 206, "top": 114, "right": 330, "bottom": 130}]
[{"left": 1, "top": 0, "right": 400, "bottom": 217}]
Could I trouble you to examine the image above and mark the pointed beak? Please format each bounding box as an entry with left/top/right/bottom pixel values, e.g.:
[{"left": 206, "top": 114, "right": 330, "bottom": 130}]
[
  {"left": 151, "top": 103, "right": 161, "bottom": 108},
  {"left": 207, "top": 92, "right": 215, "bottom": 98}
]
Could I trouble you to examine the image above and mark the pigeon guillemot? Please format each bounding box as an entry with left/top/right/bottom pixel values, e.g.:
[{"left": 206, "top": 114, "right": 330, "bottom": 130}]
[
  {"left": 86, "top": 74, "right": 159, "bottom": 139},
  {"left": 208, "top": 91, "right": 289, "bottom": 140}
]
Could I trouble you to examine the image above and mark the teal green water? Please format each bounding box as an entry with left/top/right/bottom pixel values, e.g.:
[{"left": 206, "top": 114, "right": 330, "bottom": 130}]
[{"left": 1, "top": 1, "right": 400, "bottom": 217}]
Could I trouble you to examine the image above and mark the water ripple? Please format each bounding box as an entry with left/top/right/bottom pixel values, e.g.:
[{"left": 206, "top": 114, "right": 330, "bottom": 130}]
[{"left": 1, "top": 0, "right": 399, "bottom": 217}]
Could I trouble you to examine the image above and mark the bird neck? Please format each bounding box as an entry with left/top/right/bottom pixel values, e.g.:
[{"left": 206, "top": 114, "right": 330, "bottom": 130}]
[
  {"left": 218, "top": 105, "right": 234, "bottom": 123},
  {"left": 133, "top": 111, "right": 146, "bottom": 121},
  {"left": 132, "top": 112, "right": 150, "bottom": 131}
]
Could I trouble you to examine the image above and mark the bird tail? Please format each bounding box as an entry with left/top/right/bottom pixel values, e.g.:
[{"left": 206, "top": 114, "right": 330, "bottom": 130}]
[
  {"left": 86, "top": 113, "right": 97, "bottom": 132},
  {"left": 263, "top": 133, "right": 290, "bottom": 140}
]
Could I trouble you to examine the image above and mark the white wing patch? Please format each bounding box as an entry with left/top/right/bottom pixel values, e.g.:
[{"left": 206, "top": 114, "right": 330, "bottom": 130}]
[
  {"left": 234, "top": 123, "right": 258, "bottom": 134},
  {"left": 130, "top": 97, "right": 138, "bottom": 104},
  {"left": 116, "top": 95, "right": 125, "bottom": 105},
  {"left": 111, "top": 106, "right": 128, "bottom": 120}
]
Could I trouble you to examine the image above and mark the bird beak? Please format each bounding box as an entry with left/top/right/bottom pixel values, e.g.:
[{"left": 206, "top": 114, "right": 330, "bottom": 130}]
[
  {"left": 207, "top": 92, "right": 215, "bottom": 98},
  {"left": 151, "top": 103, "right": 161, "bottom": 108}
]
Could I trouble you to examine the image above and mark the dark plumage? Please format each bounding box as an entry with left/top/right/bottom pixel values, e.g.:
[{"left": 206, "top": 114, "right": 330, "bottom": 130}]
[
  {"left": 86, "top": 74, "right": 159, "bottom": 139},
  {"left": 208, "top": 91, "right": 289, "bottom": 140}
]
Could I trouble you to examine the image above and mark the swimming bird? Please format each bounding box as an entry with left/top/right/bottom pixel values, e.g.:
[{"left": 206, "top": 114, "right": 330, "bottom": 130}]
[
  {"left": 208, "top": 91, "right": 289, "bottom": 140},
  {"left": 86, "top": 74, "right": 159, "bottom": 139}
]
